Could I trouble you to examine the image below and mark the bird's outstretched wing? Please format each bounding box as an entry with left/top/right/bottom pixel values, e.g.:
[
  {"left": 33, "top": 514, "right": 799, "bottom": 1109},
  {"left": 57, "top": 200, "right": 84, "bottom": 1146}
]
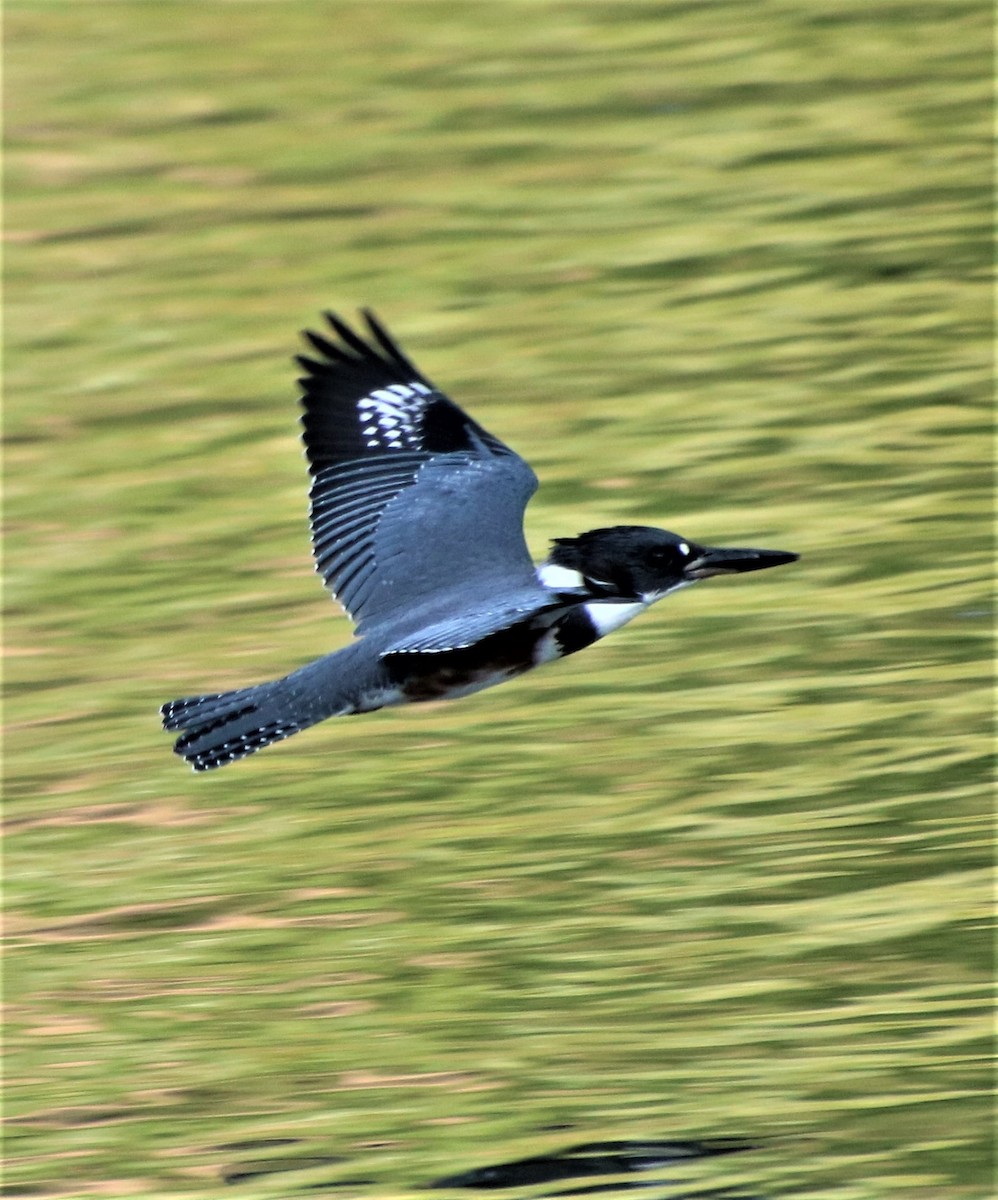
[{"left": 297, "top": 311, "right": 541, "bottom": 635}]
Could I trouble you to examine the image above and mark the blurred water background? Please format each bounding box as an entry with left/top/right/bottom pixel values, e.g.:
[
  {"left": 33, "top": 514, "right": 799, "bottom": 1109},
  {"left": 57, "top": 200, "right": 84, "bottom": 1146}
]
[{"left": 4, "top": 2, "right": 991, "bottom": 1197}]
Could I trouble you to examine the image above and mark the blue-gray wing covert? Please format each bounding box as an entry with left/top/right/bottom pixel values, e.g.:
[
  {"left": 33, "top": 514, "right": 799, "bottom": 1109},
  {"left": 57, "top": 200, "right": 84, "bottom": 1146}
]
[{"left": 297, "top": 312, "right": 541, "bottom": 635}]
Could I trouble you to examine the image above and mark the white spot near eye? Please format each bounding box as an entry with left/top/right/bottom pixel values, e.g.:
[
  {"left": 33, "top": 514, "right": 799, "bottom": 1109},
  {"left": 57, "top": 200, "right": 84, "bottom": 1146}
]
[{"left": 678, "top": 542, "right": 690, "bottom": 556}]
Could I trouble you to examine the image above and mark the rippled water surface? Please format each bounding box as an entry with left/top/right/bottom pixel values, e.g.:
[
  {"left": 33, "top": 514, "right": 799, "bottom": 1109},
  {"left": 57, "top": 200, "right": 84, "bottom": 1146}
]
[{"left": 5, "top": 3, "right": 991, "bottom": 1198}]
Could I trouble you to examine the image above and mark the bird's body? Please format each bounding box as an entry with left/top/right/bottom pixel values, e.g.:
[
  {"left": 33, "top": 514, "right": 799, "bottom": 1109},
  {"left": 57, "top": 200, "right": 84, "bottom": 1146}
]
[{"left": 162, "top": 311, "right": 797, "bottom": 770}]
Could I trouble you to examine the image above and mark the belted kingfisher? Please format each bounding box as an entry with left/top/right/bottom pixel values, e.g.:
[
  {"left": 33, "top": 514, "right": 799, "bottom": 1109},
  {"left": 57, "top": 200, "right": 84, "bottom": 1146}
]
[{"left": 162, "top": 311, "right": 798, "bottom": 770}]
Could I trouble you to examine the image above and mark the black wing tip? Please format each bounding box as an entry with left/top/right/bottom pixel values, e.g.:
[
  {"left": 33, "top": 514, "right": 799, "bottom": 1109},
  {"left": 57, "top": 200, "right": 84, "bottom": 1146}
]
[
  {"left": 322, "top": 310, "right": 373, "bottom": 357},
  {"left": 297, "top": 310, "right": 370, "bottom": 367},
  {"left": 362, "top": 309, "right": 417, "bottom": 373},
  {"left": 295, "top": 308, "right": 417, "bottom": 380}
]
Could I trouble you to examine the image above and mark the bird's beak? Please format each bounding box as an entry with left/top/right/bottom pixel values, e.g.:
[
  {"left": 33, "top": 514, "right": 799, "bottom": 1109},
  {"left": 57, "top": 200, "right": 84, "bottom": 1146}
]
[{"left": 683, "top": 545, "right": 799, "bottom": 580}]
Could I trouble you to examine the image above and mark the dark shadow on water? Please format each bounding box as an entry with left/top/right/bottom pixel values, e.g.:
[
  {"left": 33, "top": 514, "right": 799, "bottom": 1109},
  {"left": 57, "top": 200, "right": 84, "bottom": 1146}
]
[
  {"left": 541, "top": 1187, "right": 758, "bottom": 1199},
  {"left": 218, "top": 1135, "right": 760, "bottom": 1195},
  {"left": 427, "top": 1139, "right": 756, "bottom": 1193}
]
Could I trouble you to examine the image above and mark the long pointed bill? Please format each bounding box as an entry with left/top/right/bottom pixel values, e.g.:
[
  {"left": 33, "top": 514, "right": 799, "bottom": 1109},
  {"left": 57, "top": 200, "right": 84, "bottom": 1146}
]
[{"left": 684, "top": 545, "right": 799, "bottom": 580}]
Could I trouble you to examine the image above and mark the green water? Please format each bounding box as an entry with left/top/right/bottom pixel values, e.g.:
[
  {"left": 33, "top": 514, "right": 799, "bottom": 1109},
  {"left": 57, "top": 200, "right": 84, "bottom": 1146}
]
[{"left": 5, "top": 2, "right": 991, "bottom": 1197}]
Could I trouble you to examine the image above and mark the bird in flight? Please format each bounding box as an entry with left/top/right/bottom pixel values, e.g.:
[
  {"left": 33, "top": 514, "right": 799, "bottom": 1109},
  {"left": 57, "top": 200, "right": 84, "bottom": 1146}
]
[{"left": 162, "top": 311, "right": 797, "bottom": 770}]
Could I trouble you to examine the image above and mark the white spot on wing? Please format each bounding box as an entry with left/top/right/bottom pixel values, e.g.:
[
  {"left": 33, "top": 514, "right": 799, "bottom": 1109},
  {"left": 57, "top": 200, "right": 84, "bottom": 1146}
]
[{"left": 357, "top": 381, "right": 431, "bottom": 450}]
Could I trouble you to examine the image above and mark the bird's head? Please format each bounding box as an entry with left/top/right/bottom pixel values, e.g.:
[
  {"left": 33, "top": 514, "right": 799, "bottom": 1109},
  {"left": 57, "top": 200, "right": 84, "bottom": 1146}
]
[{"left": 543, "top": 525, "right": 798, "bottom": 602}]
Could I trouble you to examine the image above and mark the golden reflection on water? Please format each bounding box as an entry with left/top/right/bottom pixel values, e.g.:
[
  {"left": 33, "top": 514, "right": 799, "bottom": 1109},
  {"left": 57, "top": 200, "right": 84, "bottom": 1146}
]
[{"left": 5, "top": 1, "right": 990, "bottom": 1197}]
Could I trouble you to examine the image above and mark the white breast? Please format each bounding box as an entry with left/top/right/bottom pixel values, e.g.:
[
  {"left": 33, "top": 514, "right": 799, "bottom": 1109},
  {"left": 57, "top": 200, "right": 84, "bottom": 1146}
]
[{"left": 582, "top": 599, "right": 650, "bottom": 637}]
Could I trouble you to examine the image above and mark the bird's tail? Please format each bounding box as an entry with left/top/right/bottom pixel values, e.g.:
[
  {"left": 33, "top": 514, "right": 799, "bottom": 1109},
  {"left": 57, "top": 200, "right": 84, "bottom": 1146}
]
[
  {"left": 161, "top": 681, "right": 316, "bottom": 772},
  {"left": 161, "top": 644, "right": 388, "bottom": 771}
]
